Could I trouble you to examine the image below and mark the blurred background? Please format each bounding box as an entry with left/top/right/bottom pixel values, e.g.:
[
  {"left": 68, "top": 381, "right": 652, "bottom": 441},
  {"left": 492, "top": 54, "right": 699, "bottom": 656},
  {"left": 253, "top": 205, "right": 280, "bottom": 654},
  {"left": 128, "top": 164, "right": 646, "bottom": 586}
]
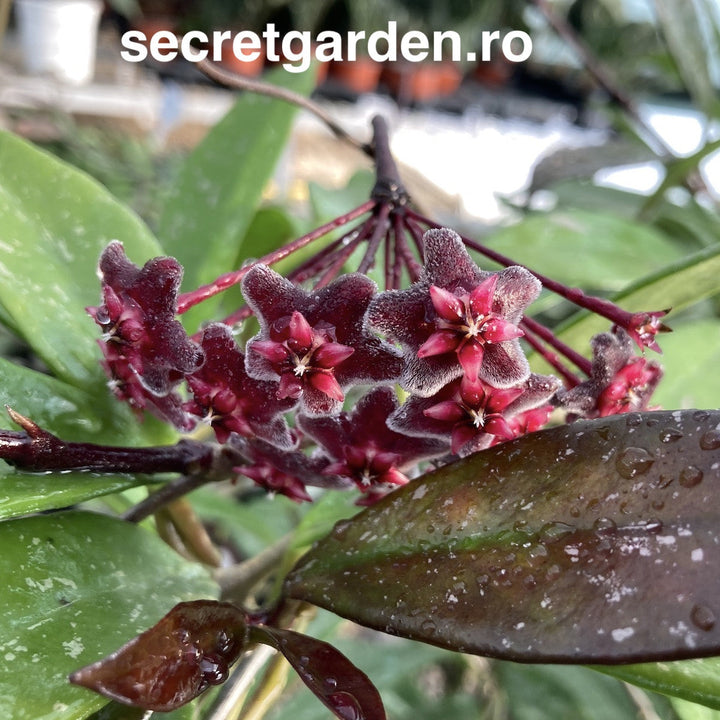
[{"left": 1, "top": 0, "right": 719, "bottom": 233}]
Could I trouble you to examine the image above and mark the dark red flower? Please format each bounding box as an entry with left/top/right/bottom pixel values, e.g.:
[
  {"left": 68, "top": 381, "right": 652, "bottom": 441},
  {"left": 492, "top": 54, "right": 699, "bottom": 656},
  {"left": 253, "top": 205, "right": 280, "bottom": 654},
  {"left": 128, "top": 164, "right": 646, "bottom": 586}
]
[
  {"left": 624, "top": 311, "right": 669, "bottom": 354},
  {"left": 390, "top": 373, "right": 561, "bottom": 457},
  {"left": 250, "top": 310, "right": 354, "bottom": 404},
  {"left": 87, "top": 242, "right": 203, "bottom": 429},
  {"left": 184, "top": 324, "right": 295, "bottom": 447},
  {"left": 242, "top": 265, "right": 403, "bottom": 415},
  {"left": 232, "top": 436, "right": 353, "bottom": 502},
  {"left": 234, "top": 460, "right": 313, "bottom": 503},
  {"left": 555, "top": 328, "right": 663, "bottom": 418},
  {"left": 367, "top": 228, "right": 540, "bottom": 396},
  {"left": 298, "top": 386, "right": 447, "bottom": 498}
]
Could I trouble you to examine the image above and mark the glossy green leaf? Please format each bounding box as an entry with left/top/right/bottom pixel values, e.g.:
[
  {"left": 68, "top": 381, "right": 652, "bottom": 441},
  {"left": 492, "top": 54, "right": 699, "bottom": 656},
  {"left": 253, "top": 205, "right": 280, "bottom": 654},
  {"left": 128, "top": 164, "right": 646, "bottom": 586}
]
[
  {"left": 598, "top": 657, "right": 720, "bottom": 711},
  {"left": 285, "top": 410, "right": 720, "bottom": 664},
  {"left": 0, "top": 130, "right": 164, "bottom": 387},
  {"left": 0, "top": 469, "right": 153, "bottom": 523},
  {"left": 483, "top": 210, "right": 683, "bottom": 291},
  {"left": 157, "top": 69, "right": 315, "bottom": 329},
  {"left": 0, "top": 511, "right": 218, "bottom": 720}
]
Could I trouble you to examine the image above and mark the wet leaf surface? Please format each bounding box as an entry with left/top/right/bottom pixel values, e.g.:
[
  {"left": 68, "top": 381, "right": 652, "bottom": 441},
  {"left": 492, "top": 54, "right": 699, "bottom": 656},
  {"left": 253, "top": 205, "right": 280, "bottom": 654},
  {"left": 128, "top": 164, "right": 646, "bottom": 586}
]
[
  {"left": 252, "top": 625, "right": 386, "bottom": 720},
  {"left": 285, "top": 410, "right": 720, "bottom": 664},
  {"left": 70, "top": 601, "right": 247, "bottom": 712},
  {"left": 0, "top": 511, "right": 218, "bottom": 720},
  {"left": 0, "top": 130, "right": 164, "bottom": 386}
]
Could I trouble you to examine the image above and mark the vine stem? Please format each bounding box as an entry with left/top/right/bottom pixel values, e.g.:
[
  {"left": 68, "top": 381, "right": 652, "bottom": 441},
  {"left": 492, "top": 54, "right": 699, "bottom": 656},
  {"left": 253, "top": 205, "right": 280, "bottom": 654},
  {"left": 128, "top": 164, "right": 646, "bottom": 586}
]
[{"left": 196, "top": 57, "right": 372, "bottom": 157}]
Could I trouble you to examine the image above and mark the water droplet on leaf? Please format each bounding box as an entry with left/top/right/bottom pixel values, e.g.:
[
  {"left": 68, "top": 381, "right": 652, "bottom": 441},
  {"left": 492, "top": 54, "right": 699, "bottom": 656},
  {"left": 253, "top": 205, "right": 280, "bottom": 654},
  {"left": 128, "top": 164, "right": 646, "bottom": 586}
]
[
  {"left": 700, "top": 429, "right": 720, "bottom": 451},
  {"left": 593, "top": 517, "right": 617, "bottom": 535},
  {"left": 328, "top": 691, "right": 364, "bottom": 720},
  {"left": 679, "top": 465, "right": 703, "bottom": 488},
  {"left": 691, "top": 604, "right": 716, "bottom": 631},
  {"left": 659, "top": 428, "right": 683, "bottom": 443},
  {"left": 539, "top": 521, "right": 575, "bottom": 543},
  {"left": 616, "top": 447, "right": 654, "bottom": 479}
]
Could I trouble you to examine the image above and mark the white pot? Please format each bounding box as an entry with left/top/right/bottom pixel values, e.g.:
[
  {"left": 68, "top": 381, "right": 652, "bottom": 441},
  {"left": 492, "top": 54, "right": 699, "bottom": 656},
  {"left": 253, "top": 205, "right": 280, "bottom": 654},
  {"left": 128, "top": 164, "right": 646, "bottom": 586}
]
[{"left": 15, "top": 0, "right": 103, "bottom": 85}]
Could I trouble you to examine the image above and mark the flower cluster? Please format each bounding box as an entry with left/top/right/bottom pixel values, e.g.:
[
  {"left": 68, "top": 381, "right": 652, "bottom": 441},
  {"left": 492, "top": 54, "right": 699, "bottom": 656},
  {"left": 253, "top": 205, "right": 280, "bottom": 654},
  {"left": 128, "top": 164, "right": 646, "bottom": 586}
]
[{"left": 88, "top": 220, "right": 665, "bottom": 504}]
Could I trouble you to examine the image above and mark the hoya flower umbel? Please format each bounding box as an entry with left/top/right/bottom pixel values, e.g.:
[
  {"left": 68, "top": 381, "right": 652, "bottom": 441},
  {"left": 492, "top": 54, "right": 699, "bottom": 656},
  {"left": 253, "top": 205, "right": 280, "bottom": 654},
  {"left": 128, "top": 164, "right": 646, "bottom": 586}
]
[
  {"left": 242, "top": 265, "right": 403, "bottom": 416},
  {"left": 87, "top": 241, "right": 203, "bottom": 429},
  {"left": 184, "top": 324, "right": 296, "bottom": 448},
  {"left": 368, "top": 228, "right": 541, "bottom": 397}
]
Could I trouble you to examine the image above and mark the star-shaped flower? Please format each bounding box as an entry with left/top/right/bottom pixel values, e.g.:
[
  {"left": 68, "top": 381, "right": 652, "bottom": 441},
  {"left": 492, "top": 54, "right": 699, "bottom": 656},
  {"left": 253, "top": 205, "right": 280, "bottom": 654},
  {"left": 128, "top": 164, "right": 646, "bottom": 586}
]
[
  {"left": 389, "top": 373, "right": 561, "bottom": 457},
  {"left": 298, "top": 386, "right": 448, "bottom": 498},
  {"left": 242, "top": 265, "right": 403, "bottom": 415},
  {"left": 367, "top": 228, "right": 540, "bottom": 396},
  {"left": 87, "top": 242, "right": 203, "bottom": 429},
  {"left": 555, "top": 328, "right": 663, "bottom": 418},
  {"left": 184, "top": 324, "right": 295, "bottom": 447}
]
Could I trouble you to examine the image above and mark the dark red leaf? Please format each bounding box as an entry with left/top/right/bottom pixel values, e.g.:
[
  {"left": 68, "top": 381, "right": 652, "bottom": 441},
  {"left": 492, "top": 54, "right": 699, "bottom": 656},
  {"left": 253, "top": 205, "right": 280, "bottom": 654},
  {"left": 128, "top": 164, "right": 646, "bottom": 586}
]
[
  {"left": 251, "top": 625, "right": 386, "bottom": 720},
  {"left": 69, "top": 600, "right": 247, "bottom": 711},
  {"left": 285, "top": 410, "right": 720, "bottom": 664}
]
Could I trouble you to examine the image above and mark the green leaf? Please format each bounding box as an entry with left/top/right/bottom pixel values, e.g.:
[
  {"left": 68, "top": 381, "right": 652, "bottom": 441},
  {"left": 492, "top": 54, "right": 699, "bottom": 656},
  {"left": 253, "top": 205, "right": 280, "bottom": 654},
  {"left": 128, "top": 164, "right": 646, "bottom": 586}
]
[
  {"left": 217, "top": 205, "right": 301, "bottom": 318},
  {"left": 483, "top": 210, "right": 683, "bottom": 291},
  {"left": 493, "top": 663, "right": 646, "bottom": 720},
  {"left": 157, "top": 69, "right": 315, "bottom": 329},
  {"left": 598, "top": 658, "right": 720, "bottom": 711},
  {"left": 285, "top": 410, "right": 720, "bottom": 664},
  {"left": 0, "top": 511, "right": 218, "bottom": 720},
  {"left": 672, "top": 695, "right": 720, "bottom": 719},
  {"left": 0, "top": 131, "right": 164, "bottom": 387},
  {"left": 0, "top": 356, "right": 174, "bottom": 446},
  {"left": 651, "top": 318, "right": 720, "bottom": 410},
  {"left": 0, "top": 469, "right": 153, "bottom": 523},
  {"left": 654, "top": 0, "right": 719, "bottom": 116}
]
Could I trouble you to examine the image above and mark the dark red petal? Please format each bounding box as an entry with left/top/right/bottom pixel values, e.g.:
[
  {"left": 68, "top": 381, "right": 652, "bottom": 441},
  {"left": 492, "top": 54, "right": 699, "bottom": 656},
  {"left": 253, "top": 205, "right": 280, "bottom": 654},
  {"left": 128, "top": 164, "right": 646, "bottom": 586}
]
[
  {"left": 457, "top": 341, "right": 485, "bottom": 379},
  {"left": 418, "top": 330, "right": 460, "bottom": 358},
  {"left": 451, "top": 423, "right": 479, "bottom": 454},
  {"left": 309, "top": 372, "right": 345, "bottom": 401},
  {"left": 424, "top": 400, "right": 465, "bottom": 423},
  {"left": 289, "top": 310, "right": 315, "bottom": 349},
  {"left": 278, "top": 373, "right": 303, "bottom": 400},
  {"left": 484, "top": 414, "right": 516, "bottom": 441},
  {"left": 252, "top": 340, "right": 290, "bottom": 364},
  {"left": 379, "top": 466, "right": 409, "bottom": 486},
  {"left": 486, "top": 385, "right": 525, "bottom": 413},
  {"left": 468, "top": 274, "right": 498, "bottom": 317},
  {"left": 429, "top": 285, "right": 464, "bottom": 321},
  {"left": 314, "top": 342, "right": 355, "bottom": 369},
  {"left": 482, "top": 318, "right": 524, "bottom": 343}
]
